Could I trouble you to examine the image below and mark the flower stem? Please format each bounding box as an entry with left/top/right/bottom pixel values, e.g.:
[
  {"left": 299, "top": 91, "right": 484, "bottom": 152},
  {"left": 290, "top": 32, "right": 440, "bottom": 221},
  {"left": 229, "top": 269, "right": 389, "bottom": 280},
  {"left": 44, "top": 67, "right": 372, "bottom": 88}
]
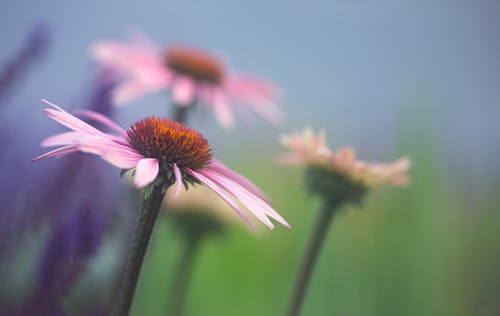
[
  {"left": 113, "top": 184, "right": 166, "bottom": 316},
  {"left": 286, "top": 202, "right": 339, "bottom": 316},
  {"left": 166, "top": 232, "right": 202, "bottom": 316},
  {"left": 172, "top": 105, "right": 189, "bottom": 124}
]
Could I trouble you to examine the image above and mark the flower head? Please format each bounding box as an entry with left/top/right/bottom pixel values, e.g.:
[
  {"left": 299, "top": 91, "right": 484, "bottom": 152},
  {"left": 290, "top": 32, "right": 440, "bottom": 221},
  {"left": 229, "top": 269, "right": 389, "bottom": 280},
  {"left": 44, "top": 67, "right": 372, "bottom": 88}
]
[
  {"left": 279, "top": 127, "right": 410, "bottom": 187},
  {"left": 33, "top": 100, "right": 290, "bottom": 231},
  {"left": 91, "top": 34, "right": 284, "bottom": 128},
  {"left": 279, "top": 127, "right": 410, "bottom": 205}
]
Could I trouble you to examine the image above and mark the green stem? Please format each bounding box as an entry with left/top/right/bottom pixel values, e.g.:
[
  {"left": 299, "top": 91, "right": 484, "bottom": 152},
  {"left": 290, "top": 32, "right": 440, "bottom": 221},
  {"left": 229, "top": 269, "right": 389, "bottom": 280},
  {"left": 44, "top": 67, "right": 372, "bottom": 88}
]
[
  {"left": 113, "top": 185, "right": 166, "bottom": 316},
  {"left": 286, "top": 202, "right": 339, "bottom": 316},
  {"left": 166, "top": 233, "right": 202, "bottom": 316},
  {"left": 172, "top": 104, "right": 189, "bottom": 124}
]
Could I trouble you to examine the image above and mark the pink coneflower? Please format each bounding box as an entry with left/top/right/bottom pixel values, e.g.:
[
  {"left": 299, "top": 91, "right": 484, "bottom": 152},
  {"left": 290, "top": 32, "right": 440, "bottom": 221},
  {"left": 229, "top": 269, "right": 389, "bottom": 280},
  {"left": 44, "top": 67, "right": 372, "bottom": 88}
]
[
  {"left": 278, "top": 127, "right": 410, "bottom": 187},
  {"left": 91, "top": 34, "right": 284, "bottom": 128},
  {"left": 33, "top": 99, "right": 290, "bottom": 231}
]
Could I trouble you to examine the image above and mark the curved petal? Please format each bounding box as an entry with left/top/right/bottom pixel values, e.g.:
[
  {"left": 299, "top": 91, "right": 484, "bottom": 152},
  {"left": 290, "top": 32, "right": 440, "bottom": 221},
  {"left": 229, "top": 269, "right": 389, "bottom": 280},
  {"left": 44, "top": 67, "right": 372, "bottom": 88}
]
[
  {"left": 77, "top": 135, "right": 143, "bottom": 169},
  {"left": 76, "top": 110, "right": 127, "bottom": 137},
  {"left": 200, "top": 169, "right": 275, "bottom": 230},
  {"left": 172, "top": 163, "right": 183, "bottom": 197},
  {"left": 31, "top": 145, "right": 79, "bottom": 162},
  {"left": 187, "top": 169, "right": 255, "bottom": 231},
  {"left": 112, "top": 80, "right": 152, "bottom": 106},
  {"left": 202, "top": 169, "right": 290, "bottom": 230},
  {"left": 206, "top": 160, "right": 269, "bottom": 202},
  {"left": 41, "top": 131, "right": 82, "bottom": 147},
  {"left": 41, "top": 99, "right": 103, "bottom": 136},
  {"left": 134, "top": 158, "right": 160, "bottom": 187},
  {"left": 246, "top": 98, "right": 285, "bottom": 126}
]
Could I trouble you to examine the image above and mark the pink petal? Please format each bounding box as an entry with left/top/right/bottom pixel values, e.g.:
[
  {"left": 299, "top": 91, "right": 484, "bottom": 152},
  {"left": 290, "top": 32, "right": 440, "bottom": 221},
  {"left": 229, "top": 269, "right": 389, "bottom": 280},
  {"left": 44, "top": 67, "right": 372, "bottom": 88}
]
[
  {"left": 187, "top": 169, "right": 255, "bottom": 231},
  {"left": 76, "top": 110, "right": 127, "bottom": 137},
  {"left": 247, "top": 98, "right": 285, "bottom": 126},
  {"left": 212, "top": 90, "right": 234, "bottom": 129},
  {"left": 172, "top": 76, "right": 196, "bottom": 106},
  {"left": 77, "top": 135, "right": 143, "bottom": 169},
  {"left": 41, "top": 99, "right": 103, "bottom": 136},
  {"left": 200, "top": 169, "right": 275, "bottom": 230},
  {"left": 207, "top": 160, "right": 269, "bottom": 202},
  {"left": 203, "top": 169, "right": 290, "bottom": 230},
  {"left": 134, "top": 158, "right": 160, "bottom": 187},
  {"left": 227, "top": 74, "right": 280, "bottom": 101},
  {"left": 172, "top": 163, "right": 183, "bottom": 197},
  {"left": 91, "top": 41, "right": 160, "bottom": 72},
  {"left": 31, "top": 145, "right": 79, "bottom": 162},
  {"left": 41, "top": 131, "right": 82, "bottom": 147},
  {"left": 113, "top": 80, "right": 154, "bottom": 106}
]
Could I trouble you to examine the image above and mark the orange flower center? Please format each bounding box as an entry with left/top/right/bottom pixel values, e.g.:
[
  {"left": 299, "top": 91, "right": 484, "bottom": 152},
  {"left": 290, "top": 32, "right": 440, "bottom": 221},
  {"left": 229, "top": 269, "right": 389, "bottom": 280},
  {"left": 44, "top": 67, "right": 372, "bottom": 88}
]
[
  {"left": 165, "top": 45, "right": 224, "bottom": 84},
  {"left": 127, "top": 117, "right": 212, "bottom": 170}
]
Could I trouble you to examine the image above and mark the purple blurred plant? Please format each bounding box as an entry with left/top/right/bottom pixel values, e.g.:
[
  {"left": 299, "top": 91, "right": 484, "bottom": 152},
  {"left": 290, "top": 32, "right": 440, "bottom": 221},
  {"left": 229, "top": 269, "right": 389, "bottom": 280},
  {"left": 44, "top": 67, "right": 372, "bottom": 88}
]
[
  {"left": 0, "top": 69, "right": 127, "bottom": 314},
  {"left": 0, "top": 22, "right": 51, "bottom": 109},
  {"left": 10, "top": 205, "right": 104, "bottom": 316}
]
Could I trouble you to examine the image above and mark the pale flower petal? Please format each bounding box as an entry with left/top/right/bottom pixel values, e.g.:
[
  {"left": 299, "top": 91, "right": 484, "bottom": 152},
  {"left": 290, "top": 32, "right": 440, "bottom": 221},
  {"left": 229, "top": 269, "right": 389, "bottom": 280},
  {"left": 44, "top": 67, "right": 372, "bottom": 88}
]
[
  {"left": 206, "top": 160, "right": 269, "bottom": 202},
  {"left": 31, "top": 145, "right": 79, "bottom": 162},
  {"left": 134, "top": 158, "right": 160, "bottom": 188},
  {"left": 172, "top": 163, "right": 183, "bottom": 197},
  {"left": 203, "top": 169, "right": 291, "bottom": 229},
  {"left": 172, "top": 76, "right": 196, "bottom": 106},
  {"left": 41, "top": 99, "right": 103, "bottom": 136},
  {"left": 279, "top": 127, "right": 411, "bottom": 187},
  {"left": 76, "top": 110, "right": 128, "bottom": 137},
  {"left": 212, "top": 90, "right": 234, "bottom": 129},
  {"left": 41, "top": 131, "right": 82, "bottom": 147},
  {"left": 187, "top": 169, "right": 255, "bottom": 231}
]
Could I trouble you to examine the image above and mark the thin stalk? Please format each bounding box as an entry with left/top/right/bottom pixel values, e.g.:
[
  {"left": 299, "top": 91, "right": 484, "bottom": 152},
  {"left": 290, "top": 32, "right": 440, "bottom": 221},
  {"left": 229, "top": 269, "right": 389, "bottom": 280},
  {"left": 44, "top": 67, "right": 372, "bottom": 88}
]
[
  {"left": 113, "top": 185, "right": 166, "bottom": 316},
  {"left": 286, "top": 202, "right": 339, "bottom": 316},
  {"left": 166, "top": 233, "right": 202, "bottom": 316},
  {"left": 172, "top": 104, "right": 189, "bottom": 124}
]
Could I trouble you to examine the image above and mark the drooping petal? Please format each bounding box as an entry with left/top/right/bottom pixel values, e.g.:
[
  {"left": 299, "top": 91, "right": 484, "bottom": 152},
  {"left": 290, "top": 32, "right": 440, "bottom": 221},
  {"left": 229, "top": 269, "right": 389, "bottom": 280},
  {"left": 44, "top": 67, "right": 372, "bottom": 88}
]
[
  {"left": 200, "top": 169, "right": 275, "bottom": 230},
  {"left": 172, "top": 163, "right": 183, "bottom": 197},
  {"left": 31, "top": 145, "right": 79, "bottom": 162},
  {"left": 112, "top": 77, "right": 168, "bottom": 106},
  {"left": 76, "top": 110, "right": 127, "bottom": 138},
  {"left": 226, "top": 74, "right": 284, "bottom": 125},
  {"left": 41, "top": 131, "right": 82, "bottom": 147},
  {"left": 187, "top": 169, "right": 255, "bottom": 231},
  {"left": 41, "top": 99, "right": 103, "bottom": 136},
  {"left": 76, "top": 135, "right": 143, "bottom": 169},
  {"left": 133, "top": 158, "right": 160, "bottom": 187},
  {"left": 206, "top": 160, "right": 269, "bottom": 202},
  {"left": 212, "top": 90, "right": 234, "bottom": 129},
  {"left": 202, "top": 169, "right": 291, "bottom": 229},
  {"left": 246, "top": 98, "right": 285, "bottom": 126},
  {"left": 172, "top": 76, "right": 196, "bottom": 106}
]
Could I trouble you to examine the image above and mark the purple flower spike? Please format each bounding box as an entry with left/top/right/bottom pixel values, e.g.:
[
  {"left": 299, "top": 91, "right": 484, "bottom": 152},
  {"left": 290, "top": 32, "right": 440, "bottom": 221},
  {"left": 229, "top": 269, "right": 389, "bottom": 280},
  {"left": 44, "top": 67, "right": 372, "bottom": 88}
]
[
  {"left": 0, "top": 22, "right": 51, "bottom": 108},
  {"left": 13, "top": 205, "right": 105, "bottom": 315}
]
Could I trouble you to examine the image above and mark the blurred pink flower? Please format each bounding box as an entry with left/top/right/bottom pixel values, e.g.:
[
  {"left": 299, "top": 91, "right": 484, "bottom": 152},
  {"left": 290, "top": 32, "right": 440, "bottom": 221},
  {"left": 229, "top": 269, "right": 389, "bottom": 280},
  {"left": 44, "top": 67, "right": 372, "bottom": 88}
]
[
  {"left": 278, "top": 127, "right": 410, "bottom": 187},
  {"left": 91, "top": 34, "right": 284, "bottom": 128},
  {"left": 33, "top": 99, "right": 290, "bottom": 231}
]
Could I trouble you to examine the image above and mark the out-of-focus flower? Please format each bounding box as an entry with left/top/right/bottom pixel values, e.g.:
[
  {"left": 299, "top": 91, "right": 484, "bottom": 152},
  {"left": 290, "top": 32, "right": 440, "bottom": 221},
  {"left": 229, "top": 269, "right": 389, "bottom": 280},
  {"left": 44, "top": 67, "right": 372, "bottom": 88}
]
[
  {"left": 33, "top": 100, "right": 290, "bottom": 231},
  {"left": 279, "top": 127, "right": 410, "bottom": 187},
  {"left": 12, "top": 205, "right": 104, "bottom": 316},
  {"left": 91, "top": 34, "right": 284, "bottom": 128},
  {"left": 0, "top": 22, "right": 51, "bottom": 108}
]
